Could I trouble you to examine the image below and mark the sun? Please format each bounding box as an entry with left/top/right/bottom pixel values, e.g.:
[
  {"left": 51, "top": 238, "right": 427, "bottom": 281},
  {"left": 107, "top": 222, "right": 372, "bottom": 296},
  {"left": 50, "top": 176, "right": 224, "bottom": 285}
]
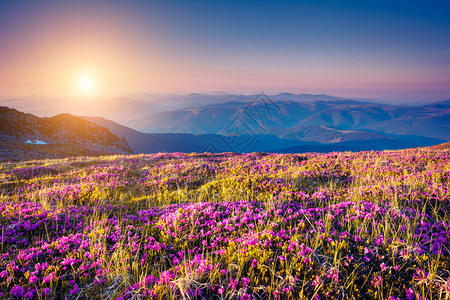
[{"left": 77, "top": 74, "right": 95, "bottom": 96}]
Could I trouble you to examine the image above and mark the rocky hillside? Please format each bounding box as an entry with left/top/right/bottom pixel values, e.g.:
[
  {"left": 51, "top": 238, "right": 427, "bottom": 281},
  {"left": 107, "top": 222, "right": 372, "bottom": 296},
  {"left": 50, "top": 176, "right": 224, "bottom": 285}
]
[{"left": 0, "top": 106, "right": 132, "bottom": 161}]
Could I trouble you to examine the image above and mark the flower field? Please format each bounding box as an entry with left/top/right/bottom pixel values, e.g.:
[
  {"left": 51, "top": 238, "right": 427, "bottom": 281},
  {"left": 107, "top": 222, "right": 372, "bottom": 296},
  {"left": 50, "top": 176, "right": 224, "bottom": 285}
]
[{"left": 0, "top": 150, "right": 449, "bottom": 299}]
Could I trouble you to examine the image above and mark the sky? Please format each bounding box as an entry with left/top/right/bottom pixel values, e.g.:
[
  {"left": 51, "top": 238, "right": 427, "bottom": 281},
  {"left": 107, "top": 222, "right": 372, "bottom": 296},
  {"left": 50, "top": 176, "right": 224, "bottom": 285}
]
[{"left": 0, "top": 0, "right": 449, "bottom": 102}]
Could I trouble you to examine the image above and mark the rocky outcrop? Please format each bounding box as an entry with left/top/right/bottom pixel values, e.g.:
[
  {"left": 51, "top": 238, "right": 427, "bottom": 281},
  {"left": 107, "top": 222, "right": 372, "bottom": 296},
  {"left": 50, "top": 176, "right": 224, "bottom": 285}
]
[{"left": 0, "top": 106, "right": 132, "bottom": 160}]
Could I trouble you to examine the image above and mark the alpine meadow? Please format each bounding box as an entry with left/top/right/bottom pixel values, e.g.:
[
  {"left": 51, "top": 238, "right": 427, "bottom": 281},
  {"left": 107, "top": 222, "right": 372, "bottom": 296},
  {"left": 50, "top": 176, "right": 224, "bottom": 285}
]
[
  {"left": 1, "top": 0, "right": 449, "bottom": 299},
  {"left": 1, "top": 149, "right": 449, "bottom": 299}
]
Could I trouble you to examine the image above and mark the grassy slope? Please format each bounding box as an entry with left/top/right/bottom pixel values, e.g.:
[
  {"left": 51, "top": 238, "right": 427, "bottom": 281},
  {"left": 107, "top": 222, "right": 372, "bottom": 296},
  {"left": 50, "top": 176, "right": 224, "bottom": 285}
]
[
  {"left": 0, "top": 150, "right": 449, "bottom": 299},
  {"left": 0, "top": 141, "right": 125, "bottom": 162}
]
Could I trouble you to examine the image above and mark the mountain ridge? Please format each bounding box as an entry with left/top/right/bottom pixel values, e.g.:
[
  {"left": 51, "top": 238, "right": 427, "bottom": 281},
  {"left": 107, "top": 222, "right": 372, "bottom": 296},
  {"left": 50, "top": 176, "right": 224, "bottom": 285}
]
[
  {"left": 82, "top": 116, "right": 445, "bottom": 154},
  {"left": 0, "top": 106, "right": 132, "bottom": 161},
  {"left": 128, "top": 98, "right": 450, "bottom": 142},
  {"left": 2, "top": 93, "right": 449, "bottom": 156}
]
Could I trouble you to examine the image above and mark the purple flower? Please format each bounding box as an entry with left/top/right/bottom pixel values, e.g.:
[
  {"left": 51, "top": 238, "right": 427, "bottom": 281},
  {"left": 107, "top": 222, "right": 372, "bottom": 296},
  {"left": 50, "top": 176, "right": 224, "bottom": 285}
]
[
  {"left": 406, "top": 288, "right": 415, "bottom": 300},
  {"left": 70, "top": 284, "right": 79, "bottom": 294},
  {"left": 10, "top": 285, "right": 25, "bottom": 297},
  {"left": 218, "top": 287, "right": 224, "bottom": 295},
  {"left": 29, "top": 275, "right": 39, "bottom": 284},
  {"left": 371, "top": 275, "right": 382, "bottom": 288},
  {"left": 157, "top": 270, "right": 175, "bottom": 285},
  {"left": 42, "top": 287, "right": 51, "bottom": 297},
  {"left": 43, "top": 272, "right": 55, "bottom": 284},
  {"left": 24, "top": 290, "right": 35, "bottom": 300},
  {"left": 242, "top": 277, "right": 250, "bottom": 288}
]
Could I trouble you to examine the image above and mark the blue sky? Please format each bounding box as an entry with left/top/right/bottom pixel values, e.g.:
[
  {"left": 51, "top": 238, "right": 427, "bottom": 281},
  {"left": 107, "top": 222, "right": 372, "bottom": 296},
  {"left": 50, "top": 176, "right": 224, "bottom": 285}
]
[{"left": 0, "top": 0, "right": 449, "bottom": 102}]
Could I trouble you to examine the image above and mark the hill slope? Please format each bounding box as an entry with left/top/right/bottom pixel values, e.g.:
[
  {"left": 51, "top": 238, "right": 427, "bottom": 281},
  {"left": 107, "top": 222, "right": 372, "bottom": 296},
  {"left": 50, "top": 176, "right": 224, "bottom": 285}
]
[
  {"left": 428, "top": 141, "right": 450, "bottom": 151},
  {"left": 0, "top": 106, "right": 132, "bottom": 161}
]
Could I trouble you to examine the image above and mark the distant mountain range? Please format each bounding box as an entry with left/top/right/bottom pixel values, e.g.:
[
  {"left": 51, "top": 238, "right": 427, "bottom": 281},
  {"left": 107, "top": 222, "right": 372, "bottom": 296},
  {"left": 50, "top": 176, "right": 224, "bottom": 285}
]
[
  {"left": 81, "top": 115, "right": 443, "bottom": 154},
  {"left": 0, "top": 93, "right": 449, "bottom": 159},
  {"left": 0, "top": 93, "right": 375, "bottom": 127},
  {"left": 0, "top": 106, "right": 132, "bottom": 161},
  {"left": 128, "top": 98, "right": 450, "bottom": 142}
]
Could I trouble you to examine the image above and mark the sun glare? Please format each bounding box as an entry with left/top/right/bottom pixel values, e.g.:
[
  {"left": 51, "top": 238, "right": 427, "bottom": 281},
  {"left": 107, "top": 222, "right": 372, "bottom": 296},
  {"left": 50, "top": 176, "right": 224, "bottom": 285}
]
[{"left": 77, "top": 74, "right": 95, "bottom": 96}]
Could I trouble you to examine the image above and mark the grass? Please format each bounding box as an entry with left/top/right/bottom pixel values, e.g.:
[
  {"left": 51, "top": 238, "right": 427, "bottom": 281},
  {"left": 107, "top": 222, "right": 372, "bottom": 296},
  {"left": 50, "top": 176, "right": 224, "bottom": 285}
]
[{"left": 0, "top": 149, "right": 449, "bottom": 299}]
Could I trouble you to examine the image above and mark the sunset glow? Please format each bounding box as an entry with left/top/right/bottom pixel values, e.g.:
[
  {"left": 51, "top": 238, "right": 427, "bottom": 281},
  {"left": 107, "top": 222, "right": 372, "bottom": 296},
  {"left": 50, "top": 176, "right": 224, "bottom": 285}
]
[
  {"left": 0, "top": 2, "right": 449, "bottom": 298},
  {"left": 0, "top": 0, "right": 449, "bottom": 102},
  {"left": 77, "top": 74, "right": 95, "bottom": 96}
]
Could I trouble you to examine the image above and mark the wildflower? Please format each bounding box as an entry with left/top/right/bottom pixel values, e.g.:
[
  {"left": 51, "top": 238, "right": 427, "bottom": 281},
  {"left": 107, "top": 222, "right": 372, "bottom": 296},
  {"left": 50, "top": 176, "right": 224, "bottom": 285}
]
[
  {"left": 312, "top": 275, "right": 321, "bottom": 287},
  {"left": 413, "top": 268, "right": 429, "bottom": 284},
  {"left": 70, "top": 284, "right": 79, "bottom": 294},
  {"left": 96, "top": 269, "right": 104, "bottom": 277},
  {"left": 371, "top": 275, "right": 382, "bottom": 288},
  {"left": 242, "top": 277, "right": 250, "bottom": 288},
  {"left": 24, "top": 290, "right": 35, "bottom": 300},
  {"left": 251, "top": 259, "right": 258, "bottom": 268},
  {"left": 406, "top": 288, "right": 415, "bottom": 300},
  {"left": 228, "top": 278, "right": 238, "bottom": 289},
  {"left": 29, "top": 275, "right": 39, "bottom": 284},
  {"left": 241, "top": 293, "right": 252, "bottom": 300},
  {"left": 42, "top": 287, "right": 51, "bottom": 297},
  {"left": 327, "top": 269, "right": 339, "bottom": 282},
  {"left": 10, "top": 285, "right": 25, "bottom": 297},
  {"left": 158, "top": 271, "right": 174, "bottom": 285},
  {"left": 43, "top": 272, "right": 55, "bottom": 284}
]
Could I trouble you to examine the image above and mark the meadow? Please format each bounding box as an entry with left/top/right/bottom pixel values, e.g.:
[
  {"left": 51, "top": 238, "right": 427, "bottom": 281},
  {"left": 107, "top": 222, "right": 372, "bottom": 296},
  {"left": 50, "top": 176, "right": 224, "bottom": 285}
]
[{"left": 0, "top": 150, "right": 448, "bottom": 299}]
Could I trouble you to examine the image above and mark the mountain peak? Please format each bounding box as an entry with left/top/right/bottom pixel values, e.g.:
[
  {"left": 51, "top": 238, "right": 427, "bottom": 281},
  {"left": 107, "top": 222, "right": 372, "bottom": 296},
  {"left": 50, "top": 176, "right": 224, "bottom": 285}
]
[{"left": 0, "top": 106, "right": 132, "bottom": 161}]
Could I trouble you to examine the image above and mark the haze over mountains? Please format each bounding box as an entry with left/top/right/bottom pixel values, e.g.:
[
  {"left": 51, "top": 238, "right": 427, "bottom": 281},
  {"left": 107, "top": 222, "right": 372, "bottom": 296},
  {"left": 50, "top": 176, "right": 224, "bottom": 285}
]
[
  {"left": 0, "top": 93, "right": 369, "bottom": 127},
  {"left": 128, "top": 96, "right": 450, "bottom": 142},
  {"left": 1, "top": 93, "right": 449, "bottom": 157}
]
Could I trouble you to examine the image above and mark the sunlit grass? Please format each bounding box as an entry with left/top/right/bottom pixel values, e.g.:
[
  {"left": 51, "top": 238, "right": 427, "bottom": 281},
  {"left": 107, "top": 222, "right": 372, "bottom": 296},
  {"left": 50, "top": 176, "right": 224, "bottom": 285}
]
[{"left": 0, "top": 149, "right": 448, "bottom": 299}]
